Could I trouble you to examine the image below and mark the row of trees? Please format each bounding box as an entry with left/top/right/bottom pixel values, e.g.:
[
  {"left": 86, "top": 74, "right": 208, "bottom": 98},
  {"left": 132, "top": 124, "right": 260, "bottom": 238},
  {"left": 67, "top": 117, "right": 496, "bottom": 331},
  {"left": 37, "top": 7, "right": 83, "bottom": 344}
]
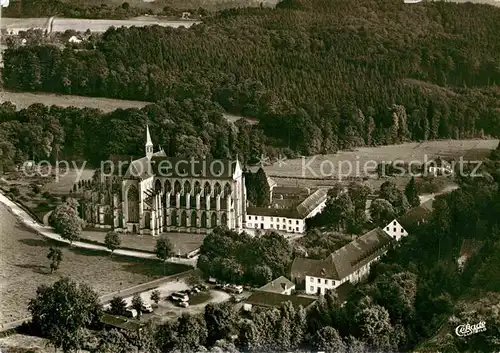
[
  {"left": 4, "top": 0, "right": 500, "bottom": 155},
  {"left": 0, "top": 100, "right": 267, "bottom": 171}
]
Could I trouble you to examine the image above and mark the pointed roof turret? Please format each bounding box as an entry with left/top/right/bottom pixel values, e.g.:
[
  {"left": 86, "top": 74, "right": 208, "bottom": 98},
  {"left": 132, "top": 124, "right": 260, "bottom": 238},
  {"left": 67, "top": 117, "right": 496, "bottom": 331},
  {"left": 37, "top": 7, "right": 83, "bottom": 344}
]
[{"left": 146, "top": 124, "right": 153, "bottom": 146}]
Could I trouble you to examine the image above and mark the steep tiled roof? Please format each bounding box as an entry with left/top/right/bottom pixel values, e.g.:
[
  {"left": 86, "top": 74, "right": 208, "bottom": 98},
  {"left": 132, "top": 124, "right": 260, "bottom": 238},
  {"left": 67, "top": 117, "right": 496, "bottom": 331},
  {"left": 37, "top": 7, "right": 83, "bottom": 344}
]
[
  {"left": 259, "top": 276, "right": 295, "bottom": 294},
  {"left": 150, "top": 156, "right": 239, "bottom": 179},
  {"left": 296, "top": 188, "right": 328, "bottom": 218},
  {"left": 247, "top": 188, "right": 328, "bottom": 219},
  {"left": 124, "top": 156, "right": 152, "bottom": 179},
  {"left": 291, "top": 228, "right": 392, "bottom": 281},
  {"left": 400, "top": 199, "right": 434, "bottom": 229},
  {"left": 291, "top": 257, "right": 321, "bottom": 281},
  {"left": 123, "top": 151, "right": 166, "bottom": 180}
]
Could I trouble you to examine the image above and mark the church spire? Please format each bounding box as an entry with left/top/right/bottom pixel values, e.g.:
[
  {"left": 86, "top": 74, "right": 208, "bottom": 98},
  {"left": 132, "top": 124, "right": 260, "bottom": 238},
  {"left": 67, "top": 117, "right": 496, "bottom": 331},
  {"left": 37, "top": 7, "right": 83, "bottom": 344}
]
[{"left": 145, "top": 124, "right": 153, "bottom": 159}]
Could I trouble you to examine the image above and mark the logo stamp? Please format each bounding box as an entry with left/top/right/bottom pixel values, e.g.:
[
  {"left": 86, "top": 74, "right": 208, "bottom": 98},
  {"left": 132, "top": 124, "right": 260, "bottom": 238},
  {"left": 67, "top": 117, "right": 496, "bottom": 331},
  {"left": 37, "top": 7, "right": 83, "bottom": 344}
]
[{"left": 455, "top": 321, "right": 487, "bottom": 337}]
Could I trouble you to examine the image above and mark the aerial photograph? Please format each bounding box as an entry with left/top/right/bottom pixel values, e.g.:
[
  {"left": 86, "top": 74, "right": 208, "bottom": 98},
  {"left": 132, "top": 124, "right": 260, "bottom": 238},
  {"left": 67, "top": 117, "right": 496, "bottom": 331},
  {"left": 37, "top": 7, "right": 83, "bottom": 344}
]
[{"left": 0, "top": 0, "right": 499, "bottom": 352}]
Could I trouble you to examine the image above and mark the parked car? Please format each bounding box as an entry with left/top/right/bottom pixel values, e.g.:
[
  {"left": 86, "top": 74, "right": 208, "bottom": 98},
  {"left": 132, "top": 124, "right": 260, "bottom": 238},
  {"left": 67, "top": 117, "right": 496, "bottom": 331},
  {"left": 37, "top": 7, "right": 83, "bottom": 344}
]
[
  {"left": 170, "top": 292, "right": 189, "bottom": 302},
  {"left": 177, "top": 301, "right": 189, "bottom": 308},
  {"left": 225, "top": 285, "right": 243, "bottom": 294},
  {"left": 124, "top": 308, "right": 138, "bottom": 318},
  {"left": 192, "top": 287, "right": 200, "bottom": 293},
  {"left": 208, "top": 277, "right": 218, "bottom": 284},
  {"left": 141, "top": 303, "right": 154, "bottom": 313}
]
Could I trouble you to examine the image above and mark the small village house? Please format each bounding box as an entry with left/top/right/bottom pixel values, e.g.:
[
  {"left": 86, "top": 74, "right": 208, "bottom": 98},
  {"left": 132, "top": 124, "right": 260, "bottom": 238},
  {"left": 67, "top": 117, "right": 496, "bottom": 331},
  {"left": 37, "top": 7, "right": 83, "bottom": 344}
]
[{"left": 258, "top": 276, "right": 295, "bottom": 295}]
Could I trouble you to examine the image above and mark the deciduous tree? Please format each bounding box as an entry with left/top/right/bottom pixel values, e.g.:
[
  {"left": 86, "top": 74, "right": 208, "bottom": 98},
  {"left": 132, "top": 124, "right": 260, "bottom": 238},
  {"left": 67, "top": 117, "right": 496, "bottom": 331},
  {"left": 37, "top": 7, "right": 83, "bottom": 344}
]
[
  {"left": 28, "top": 277, "right": 101, "bottom": 353},
  {"left": 104, "top": 231, "right": 121, "bottom": 255},
  {"left": 47, "top": 246, "right": 62, "bottom": 273}
]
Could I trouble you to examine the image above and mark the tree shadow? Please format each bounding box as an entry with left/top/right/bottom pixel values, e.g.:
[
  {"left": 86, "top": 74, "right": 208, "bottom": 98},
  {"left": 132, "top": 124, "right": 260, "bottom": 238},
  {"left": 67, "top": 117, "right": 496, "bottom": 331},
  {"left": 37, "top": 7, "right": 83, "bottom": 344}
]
[
  {"left": 18, "top": 238, "right": 48, "bottom": 247},
  {"left": 15, "top": 263, "right": 50, "bottom": 275}
]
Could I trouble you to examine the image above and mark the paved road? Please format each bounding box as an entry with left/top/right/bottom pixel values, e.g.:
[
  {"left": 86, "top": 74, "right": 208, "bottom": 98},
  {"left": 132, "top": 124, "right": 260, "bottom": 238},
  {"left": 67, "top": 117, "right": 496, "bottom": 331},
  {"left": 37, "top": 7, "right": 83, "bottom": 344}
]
[{"left": 0, "top": 192, "right": 197, "bottom": 267}]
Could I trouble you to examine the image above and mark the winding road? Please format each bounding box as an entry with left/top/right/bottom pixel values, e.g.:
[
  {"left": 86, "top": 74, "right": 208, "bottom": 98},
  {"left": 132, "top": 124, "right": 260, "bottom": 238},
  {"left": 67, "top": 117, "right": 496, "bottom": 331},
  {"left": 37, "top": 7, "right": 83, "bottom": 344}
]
[{"left": 0, "top": 191, "right": 197, "bottom": 267}]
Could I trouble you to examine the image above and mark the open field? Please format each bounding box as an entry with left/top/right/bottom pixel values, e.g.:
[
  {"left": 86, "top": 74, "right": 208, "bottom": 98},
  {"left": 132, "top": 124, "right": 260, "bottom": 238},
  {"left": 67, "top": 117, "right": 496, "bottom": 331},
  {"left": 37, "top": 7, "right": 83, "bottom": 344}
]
[
  {"left": 0, "top": 203, "right": 187, "bottom": 324},
  {"left": 0, "top": 91, "right": 149, "bottom": 112},
  {"left": 0, "top": 91, "right": 254, "bottom": 125},
  {"left": 2, "top": 16, "right": 199, "bottom": 34},
  {"left": 261, "top": 139, "right": 498, "bottom": 186}
]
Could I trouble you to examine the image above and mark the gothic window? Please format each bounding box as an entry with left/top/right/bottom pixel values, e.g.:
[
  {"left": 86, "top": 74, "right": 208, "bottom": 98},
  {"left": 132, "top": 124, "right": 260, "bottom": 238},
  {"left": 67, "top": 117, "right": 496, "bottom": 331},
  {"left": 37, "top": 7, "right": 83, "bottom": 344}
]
[
  {"left": 224, "top": 183, "right": 232, "bottom": 197},
  {"left": 181, "top": 211, "right": 187, "bottom": 227},
  {"left": 184, "top": 181, "right": 191, "bottom": 194},
  {"left": 191, "top": 211, "right": 197, "bottom": 227},
  {"left": 194, "top": 181, "right": 201, "bottom": 194},
  {"left": 165, "top": 180, "right": 172, "bottom": 193},
  {"left": 127, "top": 185, "right": 139, "bottom": 223},
  {"left": 211, "top": 212, "right": 218, "bottom": 227},
  {"left": 214, "top": 182, "right": 221, "bottom": 196},
  {"left": 155, "top": 179, "right": 162, "bottom": 193},
  {"left": 201, "top": 212, "right": 207, "bottom": 228},
  {"left": 174, "top": 180, "right": 181, "bottom": 194},
  {"left": 204, "top": 182, "right": 211, "bottom": 196},
  {"left": 171, "top": 210, "right": 177, "bottom": 226},
  {"left": 221, "top": 213, "right": 227, "bottom": 227}
]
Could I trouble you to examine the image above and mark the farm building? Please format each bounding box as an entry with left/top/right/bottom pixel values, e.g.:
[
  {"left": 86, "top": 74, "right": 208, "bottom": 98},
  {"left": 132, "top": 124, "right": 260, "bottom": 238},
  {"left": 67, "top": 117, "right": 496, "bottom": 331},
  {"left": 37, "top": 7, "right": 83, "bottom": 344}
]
[
  {"left": 291, "top": 227, "right": 392, "bottom": 295},
  {"left": 400, "top": 199, "right": 434, "bottom": 230},
  {"left": 245, "top": 187, "right": 327, "bottom": 235},
  {"left": 259, "top": 276, "right": 295, "bottom": 295},
  {"left": 382, "top": 219, "right": 408, "bottom": 241},
  {"left": 424, "top": 157, "right": 454, "bottom": 176}
]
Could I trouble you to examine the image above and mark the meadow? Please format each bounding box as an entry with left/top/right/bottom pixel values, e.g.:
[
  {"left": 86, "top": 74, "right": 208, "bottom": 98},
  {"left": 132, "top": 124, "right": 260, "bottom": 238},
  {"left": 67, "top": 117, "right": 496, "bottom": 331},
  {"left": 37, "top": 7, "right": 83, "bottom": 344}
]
[
  {"left": 0, "top": 203, "right": 187, "bottom": 325},
  {"left": 263, "top": 139, "right": 498, "bottom": 178},
  {"left": 0, "top": 91, "right": 149, "bottom": 112}
]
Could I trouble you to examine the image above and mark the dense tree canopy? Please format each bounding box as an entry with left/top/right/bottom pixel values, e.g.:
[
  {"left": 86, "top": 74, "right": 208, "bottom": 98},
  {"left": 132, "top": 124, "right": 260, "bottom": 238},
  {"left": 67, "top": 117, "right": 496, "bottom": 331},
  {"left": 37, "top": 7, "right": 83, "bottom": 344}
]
[{"left": 4, "top": 0, "right": 500, "bottom": 158}]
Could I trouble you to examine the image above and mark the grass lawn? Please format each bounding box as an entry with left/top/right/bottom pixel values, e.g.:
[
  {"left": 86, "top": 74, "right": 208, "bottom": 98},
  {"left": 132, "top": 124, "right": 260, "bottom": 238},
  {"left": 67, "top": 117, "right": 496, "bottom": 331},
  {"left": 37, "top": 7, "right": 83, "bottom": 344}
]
[{"left": 0, "top": 203, "right": 188, "bottom": 325}]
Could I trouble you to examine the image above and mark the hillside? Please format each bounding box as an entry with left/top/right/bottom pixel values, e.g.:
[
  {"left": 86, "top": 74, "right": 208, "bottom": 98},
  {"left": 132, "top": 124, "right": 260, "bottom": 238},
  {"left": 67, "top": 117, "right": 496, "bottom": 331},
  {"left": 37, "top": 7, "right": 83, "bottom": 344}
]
[{"left": 4, "top": 0, "right": 500, "bottom": 158}]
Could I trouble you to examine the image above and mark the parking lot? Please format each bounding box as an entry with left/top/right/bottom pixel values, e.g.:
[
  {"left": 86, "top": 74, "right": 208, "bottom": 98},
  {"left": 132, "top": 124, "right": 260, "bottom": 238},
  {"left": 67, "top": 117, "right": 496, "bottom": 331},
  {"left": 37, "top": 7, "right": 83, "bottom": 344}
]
[{"left": 104, "top": 279, "right": 232, "bottom": 323}]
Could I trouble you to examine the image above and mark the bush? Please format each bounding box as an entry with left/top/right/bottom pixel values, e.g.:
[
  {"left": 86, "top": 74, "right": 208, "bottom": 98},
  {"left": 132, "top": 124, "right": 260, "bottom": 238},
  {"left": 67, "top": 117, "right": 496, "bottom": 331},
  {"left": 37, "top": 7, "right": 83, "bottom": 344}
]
[
  {"left": 32, "top": 184, "right": 42, "bottom": 194},
  {"left": 9, "top": 187, "right": 20, "bottom": 196},
  {"left": 42, "top": 191, "right": 51, "bottom": 198},
  {"left": 26, "top": 192, "right": 36, "bottom": 198}
]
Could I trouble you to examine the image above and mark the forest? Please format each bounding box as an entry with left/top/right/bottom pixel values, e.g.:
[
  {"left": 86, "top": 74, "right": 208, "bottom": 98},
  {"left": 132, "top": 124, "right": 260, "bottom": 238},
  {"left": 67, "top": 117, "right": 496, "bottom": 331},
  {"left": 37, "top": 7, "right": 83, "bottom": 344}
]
[{"left": 3, "top": 0, "right": 500, "bottom": 158}]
